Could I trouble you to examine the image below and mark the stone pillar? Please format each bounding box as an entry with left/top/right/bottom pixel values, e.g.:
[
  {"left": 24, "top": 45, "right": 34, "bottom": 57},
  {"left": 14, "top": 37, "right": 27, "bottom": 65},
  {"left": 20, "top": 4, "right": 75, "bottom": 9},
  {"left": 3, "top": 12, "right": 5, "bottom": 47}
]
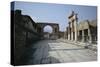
[
  {"left": 68, "top": 27, "right": 70, "bottom": 40},
  {"left": 71, "top": 22, "right": 73, "bottom": 40},
  {"left": 74, "top": 20, "right": 77, "bottom": 41},
  {"left": 68, "top": 11, "right": 78, "bottom": 41},
  {"left": 82, "top": 30, "right": 84, "bottom": 42},
  {"left": 88, "top": 29, "right": 92, "bottom": 43},
  {"left": 68, "top": 23, "right": 71, "bottom": 40},
  {"left": 71, "top": 32, "right": 73, "bottom": 40}
]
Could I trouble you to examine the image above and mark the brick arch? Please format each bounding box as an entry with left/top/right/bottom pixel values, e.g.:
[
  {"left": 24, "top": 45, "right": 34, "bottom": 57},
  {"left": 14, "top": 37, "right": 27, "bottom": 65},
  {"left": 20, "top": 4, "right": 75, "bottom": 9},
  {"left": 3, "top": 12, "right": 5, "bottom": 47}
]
[
  {"left": 43, "top": 25, "right": 53, "bottom": 33},
  {"left": 36, "top": 23, "right": 59, "bottom": 34},
  {"left": 36, "top": 23, "right": 59, "bottom": 39}
]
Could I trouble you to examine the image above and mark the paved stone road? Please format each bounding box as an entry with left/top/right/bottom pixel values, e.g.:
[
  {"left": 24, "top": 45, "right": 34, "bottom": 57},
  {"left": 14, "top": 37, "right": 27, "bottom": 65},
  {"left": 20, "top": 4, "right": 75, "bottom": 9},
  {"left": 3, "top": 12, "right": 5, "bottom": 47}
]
[{"left": 22, "top": 40, "right": 97, "bottom": 65}]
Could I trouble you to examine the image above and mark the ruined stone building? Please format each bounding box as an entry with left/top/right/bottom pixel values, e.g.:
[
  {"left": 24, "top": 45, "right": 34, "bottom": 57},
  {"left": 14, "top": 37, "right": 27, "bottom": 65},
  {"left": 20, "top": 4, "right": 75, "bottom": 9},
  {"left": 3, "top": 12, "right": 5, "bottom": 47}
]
[
  {"left": 66, "top": 11, "right": 78, "bottom": 41},
  {"left": 11, "top": 10, "right": 42, "bottom": 65},
  {"left": 65, "top": 11, "right": 97, "bottom": 43},
  {"left": 36, "top": 23, "right": 59, "bottom": 39},
  {"left": 11, "top": 10, "right": 60, "bottom": 65},
  {"left": 78, "top": 20, "right": 97, "bottom": 43}
]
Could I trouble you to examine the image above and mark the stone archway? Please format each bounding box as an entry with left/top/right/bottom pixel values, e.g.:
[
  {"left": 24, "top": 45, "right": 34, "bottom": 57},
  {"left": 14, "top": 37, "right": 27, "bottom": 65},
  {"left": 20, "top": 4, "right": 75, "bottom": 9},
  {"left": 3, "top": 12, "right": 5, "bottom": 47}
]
[
  {"left": 43, "top": 25, "right": 53, "bottom": 39},
  {"left": 36, "top": 23, "right": 59, "bottom": 39},
  {"left": 43, "top": 25, "right": 53, "bottom": 33}
]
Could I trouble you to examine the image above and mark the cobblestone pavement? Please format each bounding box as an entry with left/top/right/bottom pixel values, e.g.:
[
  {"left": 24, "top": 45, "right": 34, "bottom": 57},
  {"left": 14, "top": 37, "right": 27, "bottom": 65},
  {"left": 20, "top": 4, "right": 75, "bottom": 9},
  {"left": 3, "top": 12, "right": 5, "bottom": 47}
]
[{"left": 22, "top": 40, "right": 97, "bottom": 65}]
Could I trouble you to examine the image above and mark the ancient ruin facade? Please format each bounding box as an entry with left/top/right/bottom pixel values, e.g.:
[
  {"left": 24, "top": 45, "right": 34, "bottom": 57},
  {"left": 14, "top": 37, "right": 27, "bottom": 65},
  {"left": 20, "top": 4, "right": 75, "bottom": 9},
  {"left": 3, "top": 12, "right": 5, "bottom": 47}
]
[
  {"left": 78, "top": 20, "right": 97, "bottom": 43},
  {"left": 67, "top": 11, "right": 78, "bottom": 41},
  {"left": 36, "top": 23, "right": 59, "bottom": 39},
  {"left": 65, "top": 11, "right": 97, "bottom": 43},
  {"left": 11, "top": 10, "right": 41, "bottom": 64}
]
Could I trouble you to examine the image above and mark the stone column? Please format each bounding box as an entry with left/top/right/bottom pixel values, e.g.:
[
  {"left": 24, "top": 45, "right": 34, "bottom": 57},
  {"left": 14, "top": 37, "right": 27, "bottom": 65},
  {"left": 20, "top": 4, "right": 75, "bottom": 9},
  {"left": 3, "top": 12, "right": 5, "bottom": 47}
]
[
  {"left": 71, "top": 32, "right": 73, "bottom": 40},
  {"left": 82, "top": 30, "right": 84, "bottom": 42},
  {"left": 68, "top": 23, "right": 71, "bottom": 40},
  {"left": 71, "top": 22, "right": 73, "bottom": 40},
  {"left": 88, "top": 28, "right": 92, "bottom": 43},
  {"left": 74, "top": 20, "right": 77, "bottom": 41},
  {"left": 68, "top": 27, "right": 70, "bottom": 40}
]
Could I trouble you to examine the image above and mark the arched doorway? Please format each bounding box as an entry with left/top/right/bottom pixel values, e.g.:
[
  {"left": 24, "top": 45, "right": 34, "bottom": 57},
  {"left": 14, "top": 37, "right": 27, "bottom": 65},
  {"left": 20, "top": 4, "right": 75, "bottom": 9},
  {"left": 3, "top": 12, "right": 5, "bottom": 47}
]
[
  {"left": 36, "top": 23, "right": 59, "bottom": 40},
  {"left": 43, "top": 25, "right": 53, "bottom": 33},
  {"left": 43, "top": 25, "right": 53, "bottom": 39}
]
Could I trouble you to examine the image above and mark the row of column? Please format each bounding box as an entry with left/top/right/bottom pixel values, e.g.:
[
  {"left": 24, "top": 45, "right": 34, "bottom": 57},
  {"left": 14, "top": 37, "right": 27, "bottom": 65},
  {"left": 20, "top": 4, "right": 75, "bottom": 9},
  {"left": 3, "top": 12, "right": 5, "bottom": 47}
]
[
  {"left": 66, "top": 11, "right": 92, "bottom": 43},
  {"left": 67, "top": 12, "right": 78, "bottom": 41},
  {"left": 79, "top": 29, "right": 92, "bottom": 42}
]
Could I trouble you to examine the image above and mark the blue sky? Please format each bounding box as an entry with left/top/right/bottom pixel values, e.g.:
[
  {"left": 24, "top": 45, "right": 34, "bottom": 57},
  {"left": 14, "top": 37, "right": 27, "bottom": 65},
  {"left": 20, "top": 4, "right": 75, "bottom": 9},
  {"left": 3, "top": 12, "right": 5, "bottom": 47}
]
[{"left": 13, "top": 1, "right": 97, "bottom": 32}]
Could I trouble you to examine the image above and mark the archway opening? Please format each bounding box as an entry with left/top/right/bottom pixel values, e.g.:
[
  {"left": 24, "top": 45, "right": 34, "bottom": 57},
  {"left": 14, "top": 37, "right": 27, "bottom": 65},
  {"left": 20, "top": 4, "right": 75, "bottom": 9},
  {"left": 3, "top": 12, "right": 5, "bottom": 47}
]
[
  {"left": 43, "top": 25, "right": 53, "bottom": 33},
  {"left": 43, "top": 25, "right": 53, "bottom": 39}
]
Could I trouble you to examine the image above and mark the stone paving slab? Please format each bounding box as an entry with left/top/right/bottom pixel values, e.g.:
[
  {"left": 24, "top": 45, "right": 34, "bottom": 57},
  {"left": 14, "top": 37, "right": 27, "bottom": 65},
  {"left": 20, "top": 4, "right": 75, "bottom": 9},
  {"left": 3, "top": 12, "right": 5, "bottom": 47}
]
[
  {"left": 57, "top": 39, "right": 97, "bottom": 51},
  {"left": 22, "top": 40, "right": 97, "bottom": 65}
]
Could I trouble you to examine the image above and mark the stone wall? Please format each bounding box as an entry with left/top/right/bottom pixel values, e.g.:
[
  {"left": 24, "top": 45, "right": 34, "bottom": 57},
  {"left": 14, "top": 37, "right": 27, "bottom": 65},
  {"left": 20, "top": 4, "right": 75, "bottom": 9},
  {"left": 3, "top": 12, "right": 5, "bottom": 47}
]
[{"left": 11, "top": 10, "right": 41, "bottom": 65}]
